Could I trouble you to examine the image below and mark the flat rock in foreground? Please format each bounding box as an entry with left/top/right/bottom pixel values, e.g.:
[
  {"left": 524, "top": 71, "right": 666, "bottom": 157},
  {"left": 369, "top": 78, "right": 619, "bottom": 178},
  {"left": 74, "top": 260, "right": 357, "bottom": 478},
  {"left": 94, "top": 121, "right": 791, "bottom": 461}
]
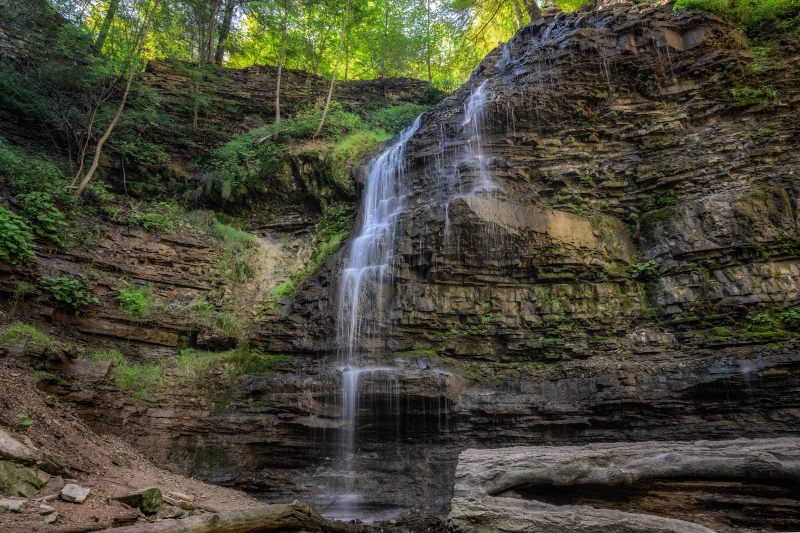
[{"left": 450, "top": 438, "right": 800, "bottom": 532}]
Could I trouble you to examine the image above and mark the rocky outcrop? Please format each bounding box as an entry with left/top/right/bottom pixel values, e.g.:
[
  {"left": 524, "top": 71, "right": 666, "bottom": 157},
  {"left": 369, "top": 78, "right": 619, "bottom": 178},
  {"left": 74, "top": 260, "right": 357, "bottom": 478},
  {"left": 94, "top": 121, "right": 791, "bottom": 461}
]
[
  {"left": 136, "top": 59, "right": 437, "bottom": 167},
  {"left": 450, "top": 439, "right": 800, "bottom": 532},
  {"left": 3, "top": 1, "right": 800, "bottom": 525}
]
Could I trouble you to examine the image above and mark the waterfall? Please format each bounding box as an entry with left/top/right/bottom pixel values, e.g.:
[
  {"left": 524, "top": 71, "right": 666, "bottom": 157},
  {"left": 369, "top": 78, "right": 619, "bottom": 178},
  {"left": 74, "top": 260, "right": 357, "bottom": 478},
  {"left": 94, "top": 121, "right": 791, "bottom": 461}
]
[
  {"left": 331, "top": 116, "right": 422, "bottom": 519},
  {"left": 337, "top": 116, "right": 422, "bottom": 362},
  {"left": 328, "top": 82, "right": 493, "bottom": 520}
]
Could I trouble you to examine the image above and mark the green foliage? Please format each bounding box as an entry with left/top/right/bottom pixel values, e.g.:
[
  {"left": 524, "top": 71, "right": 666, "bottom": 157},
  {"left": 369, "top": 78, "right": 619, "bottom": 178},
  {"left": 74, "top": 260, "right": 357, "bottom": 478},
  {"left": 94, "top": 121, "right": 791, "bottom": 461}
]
[
  {"left": 90, "top": 348, "right": 126, "bottom": 366},
  {"left": 116, "top": 284, "right": 153, "bottom": 318},
  {"left": 778, "top": 306, "right": 800, "bottom": 327},
  {"left": 0, "top": 138, "right": 64, "bottom": 194},
  {"left": 17, "top": 413, "right": 34, "bottom": 432},
  {"left": 674, "top": 0, "right": 800, "bottom": 39},
  {"left": 330, "top": 130, "right": 393, "bottom": 190},
  {"left": 729, "top": 85, "right": 778, "bottom": 106},
  {"left": 272, "top": 282, "right": 295, "bottom": 300},
  {"left": 0, "top": 208, "right": 36, "bottom": 263},
  {"left": 225, "top": 347, "right": 293, "bottom": 376},
  {"left": 366, "top": 104, "right": 428, "bottom": 134},
  {"left": 631, "top": 260, "right": 656, "bottom": 278},
  {"left": 17, "top": 192, "right": 68, "bottom": 246},
  {"left": 176, "top": 346, "right": 292, "bottom": 380},
  {"left": 274, "top": 202, "right": 354, "bottom": 303},
  {"left": 128, "top": 202, "right": 186, "bottom": 234},
  {"left": 0, "top": 324, "right": 54, "bottom": 353},
  {"left": 197, "top": 103, "right": 384, "bottom": 204},
  {"left": 115, "top": 362, "right": 163, "bottom": 402},
  {"left": 38, "top": 274, "right": 98, "bottom": 312},
  {"left": 214, "top": 311, "right": 239, "bottom": 338},
  {"left": 190, "top": 211, "right": 258, "bottom": 282}
]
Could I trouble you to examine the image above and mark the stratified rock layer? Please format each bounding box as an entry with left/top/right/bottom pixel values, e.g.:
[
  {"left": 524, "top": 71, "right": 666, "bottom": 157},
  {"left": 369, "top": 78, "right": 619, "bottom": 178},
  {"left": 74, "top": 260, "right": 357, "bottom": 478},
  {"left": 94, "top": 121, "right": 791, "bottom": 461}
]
[
  {"left": 4, "top": 1, "right": 800, "bottom": 523},
  {"left": 450, "top": 439, "right": 800, "bottom": 532}
]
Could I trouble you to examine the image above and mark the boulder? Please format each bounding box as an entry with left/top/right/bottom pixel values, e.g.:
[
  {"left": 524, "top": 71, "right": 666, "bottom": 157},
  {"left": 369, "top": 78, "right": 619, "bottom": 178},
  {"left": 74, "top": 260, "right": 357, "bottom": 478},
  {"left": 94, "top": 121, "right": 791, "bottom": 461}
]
[
  {"left": 114, "top": 487, "right": 163, "bottom": 514},
  {"left": 60, "top": 483, "right": 90, "bottom": 503},
  {"left": 0, "top": 497, "right": 26, "bottom": 512},
  {"left": 0, "top": 461, "right": 43, "bottom": 498},
  {"left": 450, "top": 438, "right": 800, "bottom": 532},
  {"left": 0, "top": 429, "right": 37, "bottom": 465}
]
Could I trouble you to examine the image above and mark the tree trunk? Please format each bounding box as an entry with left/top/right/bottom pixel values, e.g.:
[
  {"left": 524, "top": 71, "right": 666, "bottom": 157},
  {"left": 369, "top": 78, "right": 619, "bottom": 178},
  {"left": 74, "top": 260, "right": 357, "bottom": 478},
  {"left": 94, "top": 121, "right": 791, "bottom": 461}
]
[
  {"left": 425, "top": 0, "right": 431, "bottom": 82},
  {"left": 214, "top": 0, "right": 237, "bottom": 64},
  {"left": 104, "top": 502, "right": 355, "bottom": 532},
  {"left": 381, "top": 0, "right": 390, "bottom": 79},
  {"left": 93, "top": 0, "right": 121, "bottom": 53},
  {"left": 344, "top": 36, "right": 349, "bottom": 81},
  {"left": 512, "top": 0, "right": 524, "bottom": 28},
  {"left": 206, "top": 0, "right": 222, "bottom": 63},
  {"left": 313, "top": 0, "right": 350, "bottom": 139},
  {"left": 273, "top": 0, "right": 288, "bottom": 140},
  {"left": 74, "top": 0, "right": 162, "bottom": 197}
]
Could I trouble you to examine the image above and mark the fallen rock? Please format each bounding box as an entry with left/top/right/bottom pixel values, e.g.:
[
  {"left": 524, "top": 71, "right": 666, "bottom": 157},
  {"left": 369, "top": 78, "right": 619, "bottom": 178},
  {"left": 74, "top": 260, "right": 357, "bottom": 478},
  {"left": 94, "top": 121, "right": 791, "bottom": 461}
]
[
  {"left": 113, "top": 487, "right": 162, "bottom": 514},
  {"left": 450, "top": 438, "right": 800, "bottom": 532},
  {"left": 43, "top": 511, "right": 59, "bottom": 524},
  {"left": 162, "top": 505, "right": 184, "bottom": 519},
  {"left": 0, "top": 497, "right": 26, "bottom": 512},
  {"left": 41, "top": 475, "right": 65, "bottom": 496},
  {"left": 0, "top": 460, "right": 44, "bottom": 498},
  {"left": 0, "top": 429, "right": 37, "bottom": 465},
  {"left": 163, "top": 494, "right": 195, "bottom": 511},
  {"left": 60, "top": 483, "right": 90, "bottom": 503},
  {"left": 40, "top": 454, "right": 70, "bottom": 477},
  {"left": 38, "top": 503, "right": 55, "bottom": 514}
]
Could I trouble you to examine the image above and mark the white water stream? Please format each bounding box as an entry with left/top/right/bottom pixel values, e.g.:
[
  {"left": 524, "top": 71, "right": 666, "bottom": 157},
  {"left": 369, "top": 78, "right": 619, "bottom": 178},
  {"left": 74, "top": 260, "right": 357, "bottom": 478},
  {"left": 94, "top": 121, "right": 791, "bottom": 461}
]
[{"left": 330, "top": 81, "right": 494, "bottom": 519}]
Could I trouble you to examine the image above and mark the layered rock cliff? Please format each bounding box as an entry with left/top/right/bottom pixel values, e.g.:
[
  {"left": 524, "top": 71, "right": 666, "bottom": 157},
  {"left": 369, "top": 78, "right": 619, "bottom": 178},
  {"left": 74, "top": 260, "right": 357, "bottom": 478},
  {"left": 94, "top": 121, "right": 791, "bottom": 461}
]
[{"left": 3, "top": 0, "right": 800, "bottom": 527}]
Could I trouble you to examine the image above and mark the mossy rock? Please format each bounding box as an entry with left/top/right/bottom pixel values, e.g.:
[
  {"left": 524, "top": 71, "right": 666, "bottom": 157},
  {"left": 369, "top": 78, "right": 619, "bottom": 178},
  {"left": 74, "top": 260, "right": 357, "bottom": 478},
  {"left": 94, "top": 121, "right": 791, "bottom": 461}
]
[
  {"left": 0, "top": 461, "right": 43, "bottom": 498},
  {"left": 114, "top": 486, "right": 163, "bottom": 514}
]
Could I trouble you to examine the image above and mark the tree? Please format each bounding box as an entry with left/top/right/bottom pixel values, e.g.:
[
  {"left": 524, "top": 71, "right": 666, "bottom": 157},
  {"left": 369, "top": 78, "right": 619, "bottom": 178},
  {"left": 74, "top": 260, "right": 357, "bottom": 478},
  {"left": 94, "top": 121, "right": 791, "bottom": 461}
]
[
  {"left": 214, "top": 0, "right": 238, "bottom": 63},
  {"left": 273, "top": 0, "right": 288, "bottom": 140},
  {"left": 313, "top": 0, "right": 350, "bottom": 139},
  {"left": 74, "top": 0, "right": 163, "bottom": 196},
  {"left": 93, "top": 0, "right": 122, "bottom": 53}
]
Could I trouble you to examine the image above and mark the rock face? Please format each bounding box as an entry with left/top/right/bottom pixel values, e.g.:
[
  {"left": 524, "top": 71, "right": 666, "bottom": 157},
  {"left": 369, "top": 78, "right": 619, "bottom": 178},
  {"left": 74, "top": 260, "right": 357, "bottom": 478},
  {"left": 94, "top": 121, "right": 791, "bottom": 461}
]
[
  {"left": 4, "top": 0, "right": 800, "bottom": 524},
  {"left": 450, "top": 439, "right": 800, "bottom": 532}
]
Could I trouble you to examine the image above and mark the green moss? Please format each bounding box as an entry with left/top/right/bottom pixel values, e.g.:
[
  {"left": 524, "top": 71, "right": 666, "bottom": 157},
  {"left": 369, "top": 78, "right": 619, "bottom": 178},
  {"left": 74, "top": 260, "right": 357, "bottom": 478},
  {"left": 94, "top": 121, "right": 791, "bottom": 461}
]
[
  {"left": 0, "top": 324, "right": 54, "bottom": 353},
  {"left": 393, "top": 349, "right": 438, "bottom": 358}
]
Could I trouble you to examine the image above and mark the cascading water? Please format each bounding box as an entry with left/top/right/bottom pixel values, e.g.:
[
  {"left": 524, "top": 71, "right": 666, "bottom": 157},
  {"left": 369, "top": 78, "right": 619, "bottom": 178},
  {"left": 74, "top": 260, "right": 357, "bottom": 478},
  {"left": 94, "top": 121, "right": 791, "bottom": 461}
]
[
  {"left": 327, "top": 82, "right": 496, "bottom": 520},
  {"left": 332, "top": 116, "right": 422, "bottom": 518}
]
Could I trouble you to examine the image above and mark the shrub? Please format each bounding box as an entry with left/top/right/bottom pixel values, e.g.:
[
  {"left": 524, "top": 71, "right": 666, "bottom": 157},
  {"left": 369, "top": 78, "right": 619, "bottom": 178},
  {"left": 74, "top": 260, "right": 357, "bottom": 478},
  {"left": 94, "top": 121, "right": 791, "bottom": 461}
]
[
  {"left": 631, "top": 260, "right": 657, "bottom": 278},
  {"left": 778, "top": 306, "right": 800, "bottom": 328},
  {"left": 674, "top": 0, "right": 800, "bottom": 38},
  {"left": 17, "top": 191, "right": 67, "bottom": 246},
  {"left": 116, "top": 285, "right": 153, "bottom": 318},
  {"left": 0, "top": 137, "right": 63, "bottom": 193},
  {"left": 38, "top": 274, "right": 98, "bottom": 312},
  {"left": 367, "top": 104, "right": 428, "bottom": 134},
  {"left": 0, "top": 207, "right": 36, "bottom": 263},
  {"left": 128, "top": 202, "right": 185, "bottom": 234}
]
